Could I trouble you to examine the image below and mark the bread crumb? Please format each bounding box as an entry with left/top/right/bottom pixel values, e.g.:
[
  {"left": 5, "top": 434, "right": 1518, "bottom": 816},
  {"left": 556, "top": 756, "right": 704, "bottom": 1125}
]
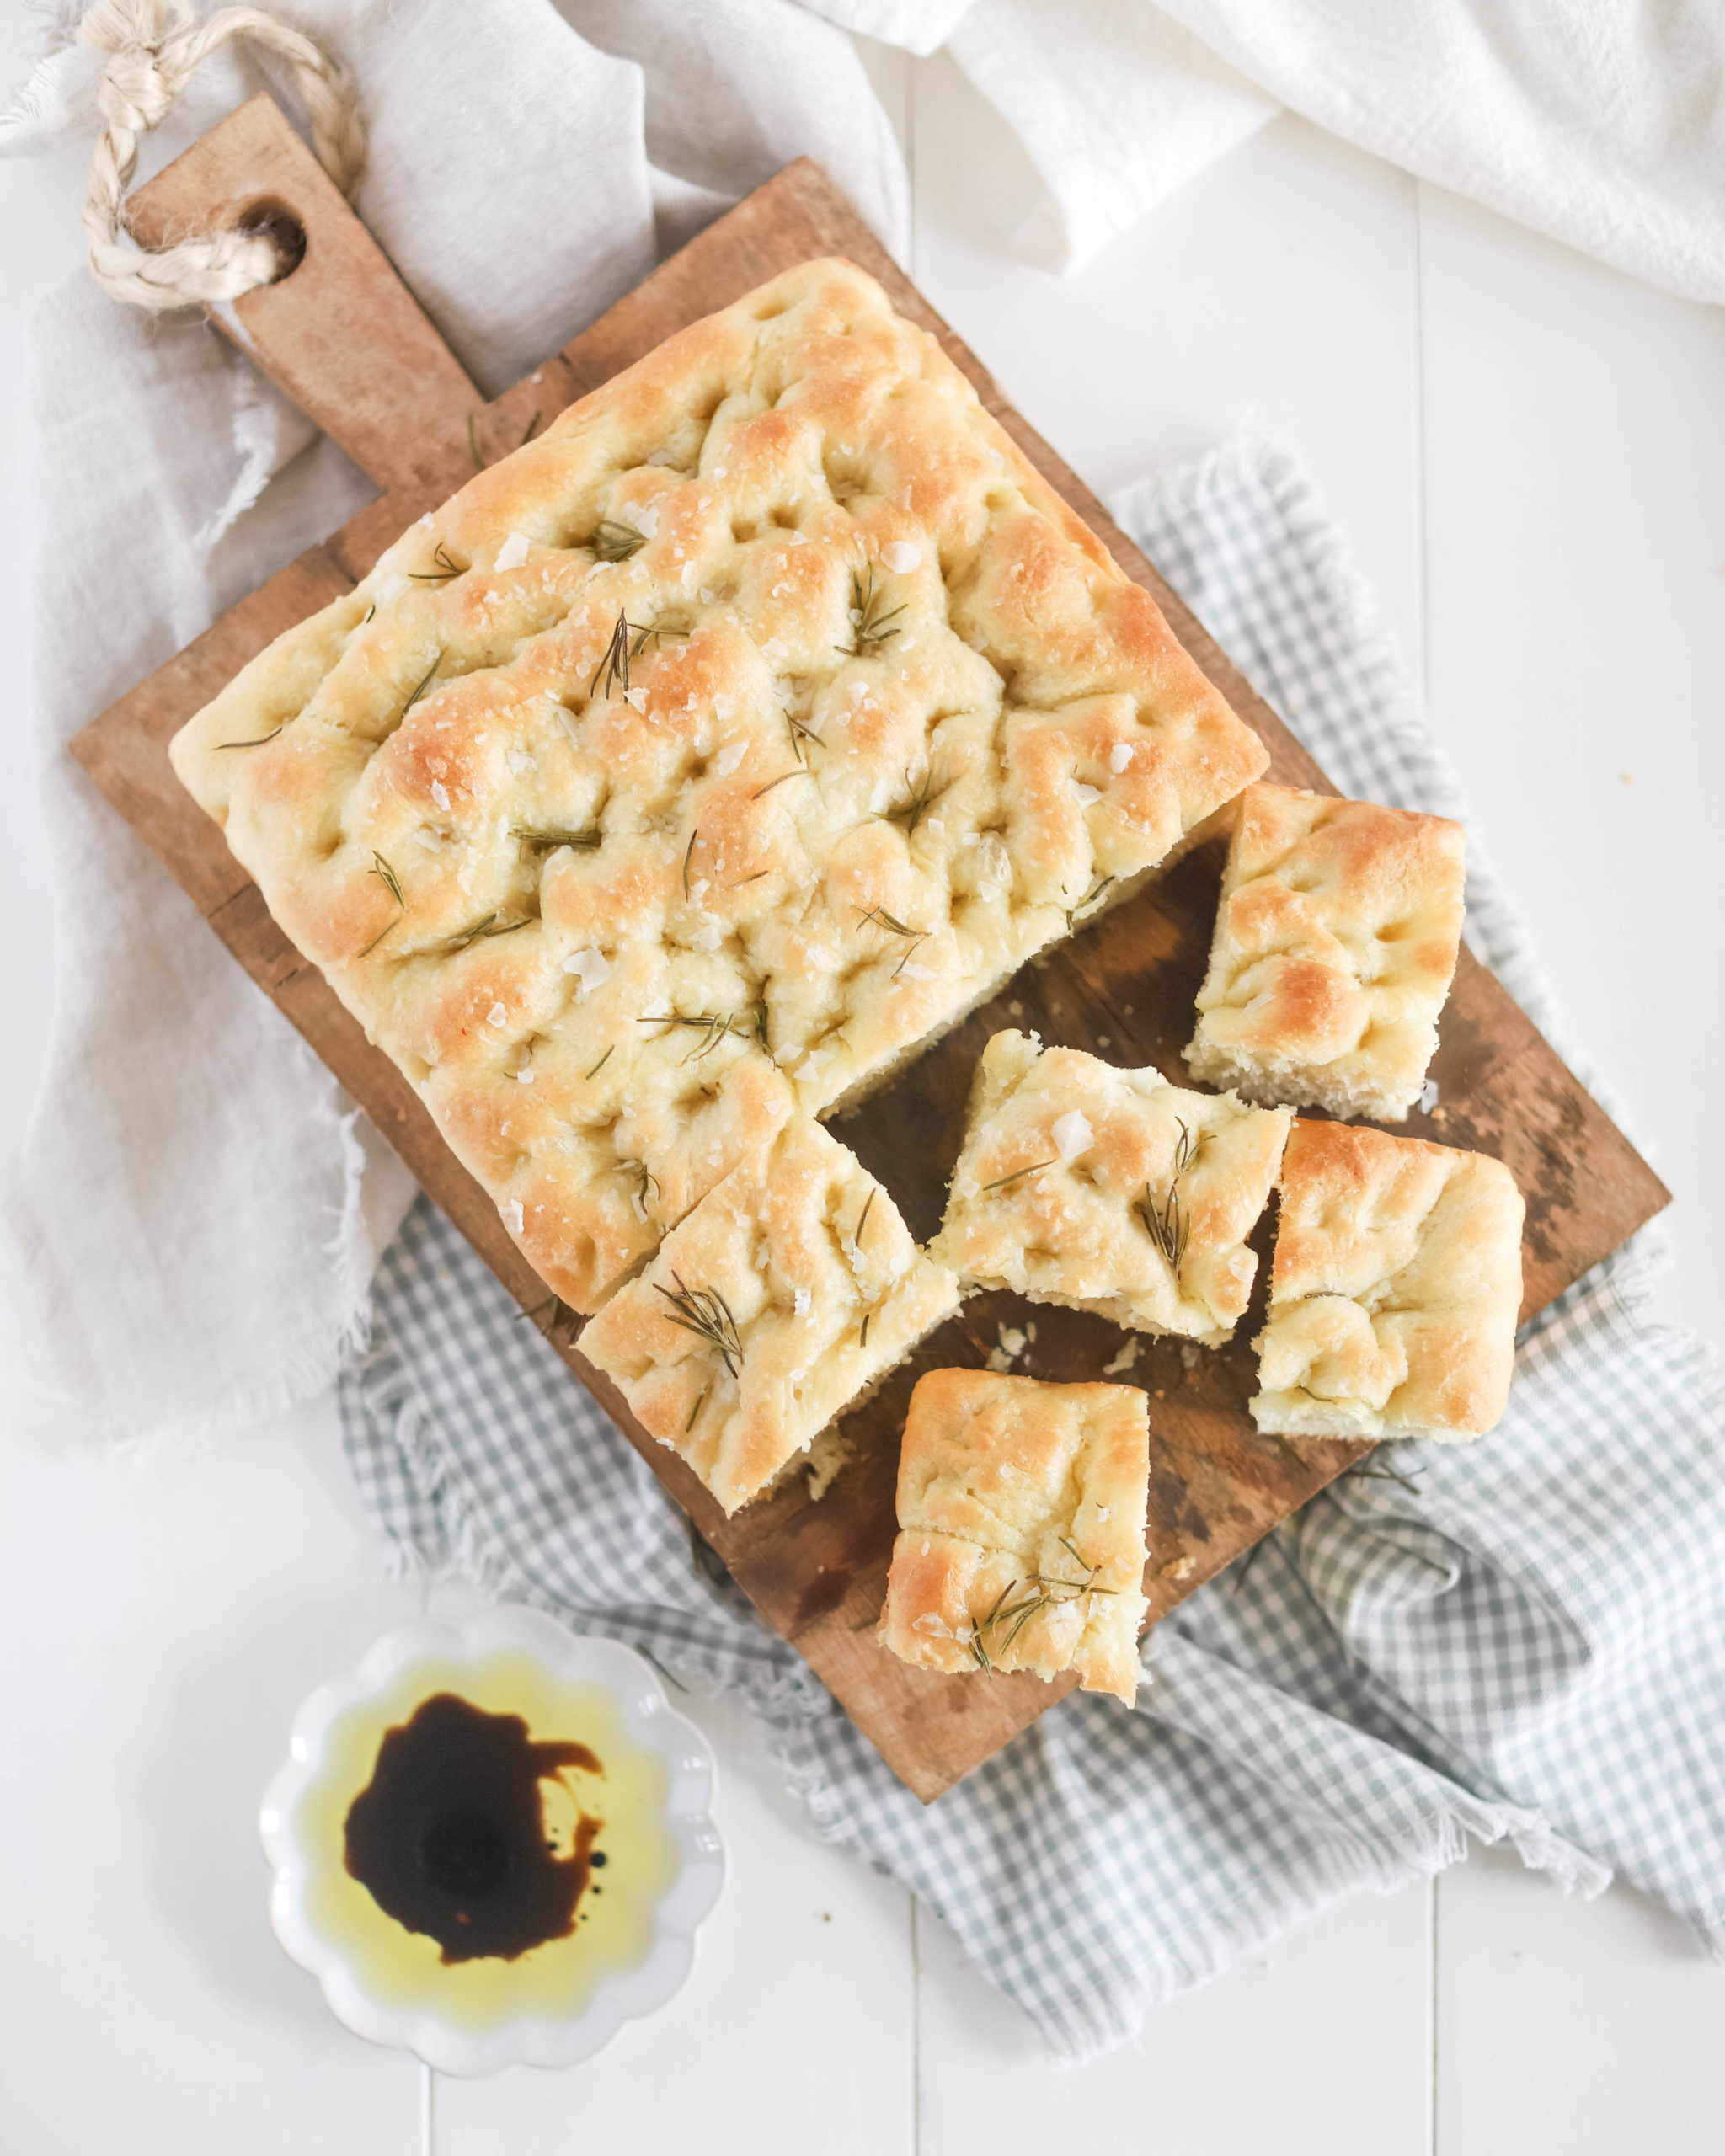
[{"left": 804, "top": 1424, "right": 855, "bottom": 1501}]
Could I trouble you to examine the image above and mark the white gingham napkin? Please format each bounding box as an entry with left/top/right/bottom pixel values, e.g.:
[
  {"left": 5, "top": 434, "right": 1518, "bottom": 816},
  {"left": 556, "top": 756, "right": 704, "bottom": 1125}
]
[{"left": 339, "top": 435, "right": 1725, "bottom": 2061}]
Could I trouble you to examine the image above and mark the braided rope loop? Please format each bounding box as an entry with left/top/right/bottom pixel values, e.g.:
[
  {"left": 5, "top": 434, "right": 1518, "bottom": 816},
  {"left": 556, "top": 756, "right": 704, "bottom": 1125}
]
[{"left": 75, "top": 0, "right": 366, "bottom": 311}]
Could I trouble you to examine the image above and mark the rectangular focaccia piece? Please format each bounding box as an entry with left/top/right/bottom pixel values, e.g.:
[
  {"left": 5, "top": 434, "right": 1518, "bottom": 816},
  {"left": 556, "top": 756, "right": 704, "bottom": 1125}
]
[
  {"left": 169, "top": 256, "right": 1266, "bottom": 1314},
  {"left": 1253, "top": 1119, "right": 1524, "bottom": 1441},
  {"left": 879, "top": 1369, "right": 1150, "bottom": 1704},
  {"left": 579, "top": 1117, "right": 959, "bottom": 1515},
  {"left": 1186, "top": 784, "right": 1466, "bottom": 1122},
  {"left": 933, "top": 1031, "right": 1291, "bottom": 1345}
]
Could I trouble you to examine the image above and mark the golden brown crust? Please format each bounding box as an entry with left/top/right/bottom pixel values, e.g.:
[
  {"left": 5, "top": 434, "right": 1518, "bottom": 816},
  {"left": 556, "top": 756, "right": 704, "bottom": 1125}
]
[
  {"left": 1252, "top": 1118, "right": 1524, "bottom": 1441},
  {"left": 579, "top": 1116, "right": 959, "bottom": 1515},
  {"left": 1186, "top": 784, "right": 1466, "bottom": 1122},
  {"left": 170, "top": 259, "right": 1265, "bottom": 1309},
  {"left": 878, "top": 1369, "right": 1150, "bottom": 1702},
  {"left": 932, "top": 1031, "right": 1291, "bottom": 1344}
]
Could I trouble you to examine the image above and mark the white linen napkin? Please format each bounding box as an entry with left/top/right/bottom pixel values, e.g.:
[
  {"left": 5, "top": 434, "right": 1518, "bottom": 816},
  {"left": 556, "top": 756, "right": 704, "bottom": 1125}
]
[
  {"left": 1, "top": 0, "right": 906, "bottom": 1446},
  {"left": 809, "top": 0, "right": 1725, "bottom": 296}
]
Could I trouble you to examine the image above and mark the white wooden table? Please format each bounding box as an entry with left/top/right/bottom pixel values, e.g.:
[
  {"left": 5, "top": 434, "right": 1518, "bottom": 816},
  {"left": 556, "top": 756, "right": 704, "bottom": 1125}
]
[{"left": 3, "top": 24, "right": 1723, "bottom": 2153}]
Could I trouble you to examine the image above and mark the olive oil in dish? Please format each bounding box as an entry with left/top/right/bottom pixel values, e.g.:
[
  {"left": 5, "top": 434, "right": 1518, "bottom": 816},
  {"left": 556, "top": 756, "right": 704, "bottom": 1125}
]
[{"left": 289, "top": 1648, "right": 676, "bottom": 2032}]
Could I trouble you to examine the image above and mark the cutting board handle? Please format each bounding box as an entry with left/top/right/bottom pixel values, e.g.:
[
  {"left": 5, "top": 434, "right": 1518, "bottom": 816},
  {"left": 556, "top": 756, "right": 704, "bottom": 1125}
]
[{"left": 125, "top": 93, "right": 481, "bottom": 494}]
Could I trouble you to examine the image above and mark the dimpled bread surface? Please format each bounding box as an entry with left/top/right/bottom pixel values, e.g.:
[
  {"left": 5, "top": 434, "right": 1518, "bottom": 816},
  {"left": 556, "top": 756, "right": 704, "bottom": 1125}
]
[
  {"left": 934, "top": 1030, "right": 1291, "bottom": 1345},
  {"left": 170, "top": 257, "right": 1266, "bottom": 1317},
  {"left": 1186, "top": 783, "right": 1466, "bottom": 1122},
  {"left": 579, "top": 1116, "right": 959, "bottom": 1517},
  {"left": 1253, "top": 1118, "right": 1525, "bottom": 1442},
  {"left": 879, "top": 1369, "right": 1150, "bottom": 1704}
]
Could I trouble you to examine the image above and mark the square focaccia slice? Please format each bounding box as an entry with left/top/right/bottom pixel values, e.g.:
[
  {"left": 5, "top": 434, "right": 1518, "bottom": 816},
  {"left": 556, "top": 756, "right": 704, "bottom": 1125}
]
[
  {"left": 879, "top": 1369, "right": 1150, "bottom": 1704},
  {"left": 1186, "top": 784, "right": 1466, "bottom": 1122},
  {"left": 579, "top": 1117, "right": 959, "bottom": 1515},
  {"left": 170, "top": 256, "right": 1265, "bottom": 1312},
  {"left": 933, "top": 1031, "right": 1291, "bottom": 1346},
  {"left": 1252, "top": 1119, "right": 1524, "bottom": 1442},
  {"left": 397, "top": 932, "right": 793, "bottom": 1313}
]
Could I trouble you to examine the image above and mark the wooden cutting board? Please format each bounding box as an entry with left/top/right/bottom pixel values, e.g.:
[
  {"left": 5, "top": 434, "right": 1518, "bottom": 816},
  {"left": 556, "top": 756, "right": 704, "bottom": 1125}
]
[{"left": 71, "top": 96, "right": 1668, "bottom": 1801}]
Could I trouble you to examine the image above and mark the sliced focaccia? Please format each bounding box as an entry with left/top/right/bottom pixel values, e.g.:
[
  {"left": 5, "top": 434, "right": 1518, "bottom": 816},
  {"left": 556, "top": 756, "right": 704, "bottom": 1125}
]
[
  {"left": 1186, "top": 783, "right": 1466, "bottom": 1122},
  {"left": 579, "top": 1117, "right": 959, "bottom": 1515},
  {"left": 934, "top": 1030, "right": 1290, "bottom": 1345},
  {"left": 1252, "top": 1119, "right": 1524, "bottom": 1441},
  {"left": 879, "top": 1369, "right": 1150, "bottom": 1703}
]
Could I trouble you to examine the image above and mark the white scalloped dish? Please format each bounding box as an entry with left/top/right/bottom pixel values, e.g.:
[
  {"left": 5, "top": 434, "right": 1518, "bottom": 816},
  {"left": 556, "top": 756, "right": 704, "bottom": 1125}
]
[{"left": 260, "top": 1605, "right": 724, "bottom": 2075}]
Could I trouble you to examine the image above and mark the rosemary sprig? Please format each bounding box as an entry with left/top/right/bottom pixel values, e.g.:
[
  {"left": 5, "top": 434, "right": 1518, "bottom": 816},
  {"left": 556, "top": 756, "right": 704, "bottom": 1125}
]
[
  {"left": 590, "top": 609, "right": 630, "bottom": 699},
  {"left": 968, "top": 1580, "right": 1017, "bottom": 1672},
  {"left": 444, "top": 913, "right": 531, "bottom": 952},
  {"left": 886, "top": 766, "right": 936, "bottom": 836},
  {"left": 1137, "top": 1118, "right": 1204, "bottom": 1280},
  {"left": 785, "top": 707, "right": 820, "bottom": 762},
  {"left": 856, "top": 903, "right": 927, "bottom": 979},
  {"left": 215, "top": 725, "right": 283, "bottom": 750},
  {"left": 855, "top": 1189, "right": 876, "bottom": 1245},
  {"left": 403, "top": 655, "right": 441, "bottom": 714},
  {"left": 682, "top": 826, "right": 699, "bottom": 899},
  {"left": 859, "top": 1311, "right": 871, "bottom": 1349},
  {"left": 582, "top": 1045, "right": 615, "bottom": 1081},
  {"left": 1065, "top": 874, "right": 1114, "bottom": 931},
  {"left": 654, "top": 1273, "right": 743, "bottom": 1378},
  {"left": 514, "top": 826, "right": 601, "bottom": 851},
  {"left": 638, "top": 1011, "right": 756, "bottom": 1063},
  {"left": 361, "top": 602, "right": 376, "bottom": 624},
  {"left": 969, "top": 1543, "right": 1118, "bottom": 1671},
  {"left": 1140, "top": 1180, "right": 1189, "bottom": 1277},
  {"left": 628, "top": 614, "right": 687, "bottom": 659},
  {"left": 980, "top": 1157, "right": 1056, "bottom": 1194},
  {"left": 369, "top": 851, "right": 404, "bottom": 909},
  {"left": 617, "top": 1160, "right": 660, "bottom": 1208},
  {"left": 751, "top": 768, "right": 809, "bottom": 802},
  {"left": 516, "top": 1294, "right": 576, "bottom": 1339},
  {"left": 591, "top": 518, "right": 647, "bottom": 563},
  {"left": 836, "top": 568, "right": 905, "bottom": 657},
  {"left": 409, "top": 543, "right": 463, "bottom": 584},
  {"left": 358, "top": 851, "right": 405, "bottom": 958},
  {"left": 856, "top": 904, "right": 921, "bottom": 940},
  {"left": 1345, "top": 1457, "right": 1423, "bottom": 1494},
  {"left": 685, "top": 1385, "right": 708, "bottom": 1434}
]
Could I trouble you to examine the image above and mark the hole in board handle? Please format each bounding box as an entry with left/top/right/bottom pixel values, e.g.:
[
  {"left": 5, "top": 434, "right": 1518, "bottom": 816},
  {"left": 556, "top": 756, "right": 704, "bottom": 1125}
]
[{"left": 235, "top": 197, "right": 307, "bottom": 285}]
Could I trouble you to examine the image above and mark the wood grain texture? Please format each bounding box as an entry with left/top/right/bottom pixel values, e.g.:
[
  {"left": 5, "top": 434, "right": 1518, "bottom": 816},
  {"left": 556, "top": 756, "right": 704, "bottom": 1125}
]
[
  {"left": 72, "top": 110, "right": 1668, "bottom": 1801},
  {"left": 124, "top": 94, "right": 481, "bottom": 493}
]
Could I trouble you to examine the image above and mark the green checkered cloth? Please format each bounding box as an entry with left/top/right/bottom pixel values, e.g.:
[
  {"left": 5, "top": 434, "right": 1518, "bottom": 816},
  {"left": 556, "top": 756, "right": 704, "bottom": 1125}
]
[{"left": 339, "top": 436, "right": 1725, "bottom": 2061}]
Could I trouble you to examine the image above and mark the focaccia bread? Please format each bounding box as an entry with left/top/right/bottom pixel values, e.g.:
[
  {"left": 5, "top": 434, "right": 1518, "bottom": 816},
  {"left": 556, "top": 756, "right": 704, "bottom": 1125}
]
[
  {"left": 1186, "top": 784, "right": 1466, "bottom": 1122},
  {"left": 1252, "top": 1119, "right": 1524, "bottom": 1442},
  {"left": 170, "top": 256, "right": 1266, "bottom": 1313},
  {"left": 933, "top": 1030, "right": 1291, "bottom": 1345},
  {"left": 878, "top": 1368, "right": 1150, "bottom": 1703},
  {"left": 579, "top": 1116, "right": 959, "bottom": 1515}
]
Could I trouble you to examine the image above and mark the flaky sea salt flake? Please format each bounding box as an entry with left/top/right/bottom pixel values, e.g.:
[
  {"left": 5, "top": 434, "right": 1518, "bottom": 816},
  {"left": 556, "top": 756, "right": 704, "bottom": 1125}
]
[{"left": 1052, "top": 1111, "right": 1093, "bottom": 1161}]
